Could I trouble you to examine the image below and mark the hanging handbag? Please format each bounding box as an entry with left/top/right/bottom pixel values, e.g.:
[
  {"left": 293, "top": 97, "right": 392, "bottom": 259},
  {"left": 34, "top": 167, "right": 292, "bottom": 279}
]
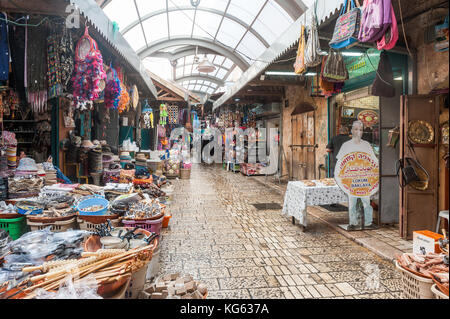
[
  {"left": 294, "top": 25, "right": 307, "bottom": 75},
  {"left": 371, "top": 51, "right": 395, "bottom": 97},
  {"left": 358, "top": 0, "right": 392, "bottom": 43},
  {"left": 329, "top": 0, "right": 362, "bottom": 49},
  {"left": 322, "top": 50, "right": 349, "bottom": 83},
  {"left": 305, "top": 8, "right": 322, "bottom": 68},
  {"left": 396, "top": 143, "right": 430, "bottom": 190},
  {"left": 376, "top": 2, "right": 398, "bottom": 50}
]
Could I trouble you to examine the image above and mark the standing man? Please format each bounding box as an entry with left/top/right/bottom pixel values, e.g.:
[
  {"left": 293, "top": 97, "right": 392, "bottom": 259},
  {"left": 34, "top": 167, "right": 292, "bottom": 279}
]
[
  {"left": 336, "top": 120, "right": 377, "bottom": 230},
  {"left": 326, "top": 126, "right": 351, "bottom": 178}
]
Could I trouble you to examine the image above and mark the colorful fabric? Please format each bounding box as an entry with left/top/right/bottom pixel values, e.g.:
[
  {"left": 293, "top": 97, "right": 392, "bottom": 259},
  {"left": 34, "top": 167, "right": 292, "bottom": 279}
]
[
  {"left": 0, "top": 13, "right": 10, "bottom": 81},
  {"left": 167, "top": 104, "right": 179, "bottom": 124}
]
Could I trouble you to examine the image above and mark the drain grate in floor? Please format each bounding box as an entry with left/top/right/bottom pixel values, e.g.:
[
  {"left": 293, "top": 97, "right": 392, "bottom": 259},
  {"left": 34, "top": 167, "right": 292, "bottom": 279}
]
[
  {"left": 252, "top": 203, "right": 283, "bottom": 210},
  {"left": 320, "top": 204, "right": 348, "bottom": 212}
]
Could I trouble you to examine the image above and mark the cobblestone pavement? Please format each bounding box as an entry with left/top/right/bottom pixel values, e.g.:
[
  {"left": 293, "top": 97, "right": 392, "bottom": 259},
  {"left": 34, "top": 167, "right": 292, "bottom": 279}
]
[{"left": 158, "top": 164, "right": 404, "bottom": 299}]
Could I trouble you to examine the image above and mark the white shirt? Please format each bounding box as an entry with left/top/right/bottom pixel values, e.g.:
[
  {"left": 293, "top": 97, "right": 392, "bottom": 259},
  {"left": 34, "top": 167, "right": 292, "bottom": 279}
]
[{"left": 336, "top": 139, "right": 376, "bottom": 161}]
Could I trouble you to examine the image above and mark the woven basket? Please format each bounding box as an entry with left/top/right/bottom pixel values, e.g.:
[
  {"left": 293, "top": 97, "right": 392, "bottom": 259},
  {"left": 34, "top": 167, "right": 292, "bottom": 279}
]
[
  {"left": 27, "top": 217, "right": 78, "bottom": 233},
  {"left": 431, "top": 284, "right": 449, "bottom": 299},
  {"left": 180, "top": 168, "right": 191, "bottom": 179},
  {"left": 395, "top": 261, "right": 434, "bottom": 299}
]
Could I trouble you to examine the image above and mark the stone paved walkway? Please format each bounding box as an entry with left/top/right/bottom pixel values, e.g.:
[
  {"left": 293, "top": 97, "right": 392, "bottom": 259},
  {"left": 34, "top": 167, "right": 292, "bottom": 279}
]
[{"left": 158, "top": 164, "right": 404, "bottom": 299}]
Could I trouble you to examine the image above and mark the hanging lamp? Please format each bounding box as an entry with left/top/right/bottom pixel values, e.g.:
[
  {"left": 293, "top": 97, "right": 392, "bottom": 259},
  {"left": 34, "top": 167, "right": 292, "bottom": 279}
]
[{"left": 197, "top": 55, "right": 216, "bottom": 73}]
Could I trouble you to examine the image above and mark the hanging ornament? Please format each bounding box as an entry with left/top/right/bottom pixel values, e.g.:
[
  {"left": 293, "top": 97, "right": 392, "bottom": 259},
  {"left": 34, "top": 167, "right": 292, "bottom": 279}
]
[
  {"left": 159, "top": 104, "right": 168, "bottom": 126},
  {"left": 71, "top": 26, "right": 106, "bottom": 107},
  {"left": 118, "top": 82, "right": 130, "bottom": 114},
  {"left": 130, "top": 84, "right": 139, "bottom": 110},
  {"left": 104, "top": 66, "right": 121, "bottom": 109},
  {"left": 142, "top": 99, "right": 154, "bottom": 129}
]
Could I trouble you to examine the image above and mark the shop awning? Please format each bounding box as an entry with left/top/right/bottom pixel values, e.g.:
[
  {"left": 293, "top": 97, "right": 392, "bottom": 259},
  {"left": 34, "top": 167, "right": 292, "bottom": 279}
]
[{"left": 212, "top": 0, "right": 344, "bottom": 111}]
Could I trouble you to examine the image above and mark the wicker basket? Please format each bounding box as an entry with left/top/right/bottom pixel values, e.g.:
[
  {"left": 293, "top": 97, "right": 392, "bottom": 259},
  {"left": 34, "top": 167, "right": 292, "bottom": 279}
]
[
  {"left": 180, "top": 168, "right": 191, "bottom": 179},
  {"left": 395, "top": 261, "right": 434, "bottom": 299},
  {"left": 431, "top": 284, "right": 449, "bottom": 299},
  {"left": 27, "top": 217, "right": 78, "bottom": 232}
]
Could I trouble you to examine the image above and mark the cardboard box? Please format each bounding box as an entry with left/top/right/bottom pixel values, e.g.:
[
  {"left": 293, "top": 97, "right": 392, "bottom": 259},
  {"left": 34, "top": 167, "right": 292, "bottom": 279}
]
[{"left": 413, "top": 230, "right": 444, "bottom": 255}]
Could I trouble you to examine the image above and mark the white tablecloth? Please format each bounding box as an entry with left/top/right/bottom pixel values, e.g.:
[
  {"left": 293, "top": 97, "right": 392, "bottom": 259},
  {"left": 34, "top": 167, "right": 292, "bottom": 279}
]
[{"left": 282, "top": 181, "right": 348, "bottom": 227}]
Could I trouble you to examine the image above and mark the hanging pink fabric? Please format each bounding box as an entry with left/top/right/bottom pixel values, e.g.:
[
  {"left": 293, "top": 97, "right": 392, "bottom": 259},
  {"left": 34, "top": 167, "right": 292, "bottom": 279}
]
[
  {"left": 376, "top": 3, "right": 398, "bottom": 50},
  {"left": 358, "top": 0, "right": 392, "bottom": 43}
]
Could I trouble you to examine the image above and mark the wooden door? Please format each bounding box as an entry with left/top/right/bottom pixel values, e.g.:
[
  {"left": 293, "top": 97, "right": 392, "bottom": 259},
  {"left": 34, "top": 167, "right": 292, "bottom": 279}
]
[
  {"left": 399, "top": 95, "right": 440, "bottom": 239},
  {"left": 291, "top": 111, "right": 316, "bottom": 180}
]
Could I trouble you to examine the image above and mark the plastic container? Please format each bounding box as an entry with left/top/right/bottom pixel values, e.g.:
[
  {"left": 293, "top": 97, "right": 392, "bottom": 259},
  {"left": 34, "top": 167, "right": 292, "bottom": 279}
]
[
  {"left": 431, "top": 284, "right": 449, "bottom": 299},
  {"left": 125, "top": 264, "right": 149, "bottom": 299},
  {"left": 180, "top": 168, "right": 191, "bottom": 179},
  {"left": 76, "top": 196, "right": 109, "bottom": 216},
  {"left": 122, "top": 216, "right": 164, "bottom": 236},
  {"left": 162, "top": 214, "right": 172, "bottom": 228},
  {"left": 0, "top": 216, "right": 28, "bottom": 240},
  {"left": 27, "top": 217, "right": 78, "bottom": 233},
  {"left": 395, "top": 261, "right": 434, "bottom": 299},
  {"left": 77, "top": 215, "right": 121, "bottom": 232},
  {"left": 16, "top": 202, "right": 44, "bottom": 216}
]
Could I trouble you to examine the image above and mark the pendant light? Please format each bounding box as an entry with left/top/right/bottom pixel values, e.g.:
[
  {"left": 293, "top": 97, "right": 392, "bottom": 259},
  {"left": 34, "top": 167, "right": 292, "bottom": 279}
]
[{"left": 197, "top": 54, "right": 216, "bottom": 73}]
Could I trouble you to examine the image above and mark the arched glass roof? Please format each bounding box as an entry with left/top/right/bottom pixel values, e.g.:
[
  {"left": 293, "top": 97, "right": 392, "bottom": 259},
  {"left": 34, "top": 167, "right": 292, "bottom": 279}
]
[{"left": 101, "top": 0, "right": 307, "bottom": 95}]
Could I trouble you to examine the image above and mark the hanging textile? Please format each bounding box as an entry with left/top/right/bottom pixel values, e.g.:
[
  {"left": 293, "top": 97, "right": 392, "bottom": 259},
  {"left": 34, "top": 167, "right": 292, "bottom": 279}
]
[
  {"left": 27, "top": 17, "right": 48, "bottom": 113},
  {"left": 117, "top": 82, "right": 130, "bottom": 113},
  {"left": 8, "top": 17, "right": 26, "bottom": 107},
  {"left": 0, "top": 13, "right": 9, "bottom": 82},
  {"left": 167, "top": 104, "right": 179, "bottom": 124},
  {"left": 104, "top": 66, "right": 121, "bottom": 109},
  {"left": 305, "top": 8, "right": 322, "bottom": 68},
  {"left": 142, "top": 100, "right": 153, "bottom": 129},
  {"left": 293, "top": 25, "right": 307, "bottom": 74},
  {"left": 71, "top": 26, "right": 106, "bottom": 106}
]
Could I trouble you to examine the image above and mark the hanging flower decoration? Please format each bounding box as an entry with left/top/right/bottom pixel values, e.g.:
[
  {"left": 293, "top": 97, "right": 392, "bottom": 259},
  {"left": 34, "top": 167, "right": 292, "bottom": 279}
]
[
  {"left": 118, "top": 82, "right": 130, "bottom": 114},
  {"left": 104, "top": 66, "right": 122, "bottom": 109},
  {"left": 71, "top": 27, "right": 106, "bottom": 106}
]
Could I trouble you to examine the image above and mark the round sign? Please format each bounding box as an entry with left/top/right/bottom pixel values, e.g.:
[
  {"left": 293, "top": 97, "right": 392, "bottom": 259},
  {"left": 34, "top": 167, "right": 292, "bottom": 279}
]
[
  {"left": 335, "top": 151, "right": 379, "bottom": 197},
  {"left": 357, "top": 110, "right": 379, "bottom": 128},
  {"left": 131, "top": 85, "right": 139, "bottom": 110}
]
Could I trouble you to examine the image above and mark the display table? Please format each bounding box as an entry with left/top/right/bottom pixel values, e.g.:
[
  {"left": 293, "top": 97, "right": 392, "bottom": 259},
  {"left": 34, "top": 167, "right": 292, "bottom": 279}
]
[{"left": 282, "top": 180, "right": 348, "bottom": 230}]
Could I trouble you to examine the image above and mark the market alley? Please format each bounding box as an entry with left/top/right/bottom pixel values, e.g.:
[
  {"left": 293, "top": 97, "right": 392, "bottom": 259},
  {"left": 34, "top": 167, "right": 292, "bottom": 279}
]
[{"left": 158, "top": 164, "right": 404, "bottom": 299}]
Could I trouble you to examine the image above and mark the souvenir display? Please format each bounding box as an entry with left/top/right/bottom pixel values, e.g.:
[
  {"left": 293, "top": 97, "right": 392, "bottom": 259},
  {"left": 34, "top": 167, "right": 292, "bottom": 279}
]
[
  {"left": 71, "top": 27, "right": 107, "bottom": 106},
  {"left": 159, "top": 104, "right": 168, "bottom": 126},
  {"left": 408, "top": 120, "right": 435, "bottom": 144}
]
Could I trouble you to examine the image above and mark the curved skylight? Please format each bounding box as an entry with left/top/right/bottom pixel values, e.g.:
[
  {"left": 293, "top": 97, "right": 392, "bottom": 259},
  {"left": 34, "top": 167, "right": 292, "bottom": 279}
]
[{"left": 102, "top": 0, "right": 307, "bottom": 95}]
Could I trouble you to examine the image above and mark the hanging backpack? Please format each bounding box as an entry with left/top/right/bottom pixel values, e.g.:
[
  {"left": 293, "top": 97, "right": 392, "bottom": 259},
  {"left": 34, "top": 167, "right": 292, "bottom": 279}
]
[
  {"left": 358, "top": 0, "right": 392, "bottom": 43},
  {"left": 376, "top": 2, "right": 398, "bottom": 50},
  {"left": 329, "top": 0, "right": 362, "bottom": 49},
  {"left": 371, "top": 51, "right": 395, "bottom": 97},
  {"left": 322, "top": 50, "right": 349, "bottom": 83},
  {"left": 294, "top": 25, "right": 307, "bottom": 74},
  {"left": 305, "top": 9, "right": 322, "bottom": 67}
]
